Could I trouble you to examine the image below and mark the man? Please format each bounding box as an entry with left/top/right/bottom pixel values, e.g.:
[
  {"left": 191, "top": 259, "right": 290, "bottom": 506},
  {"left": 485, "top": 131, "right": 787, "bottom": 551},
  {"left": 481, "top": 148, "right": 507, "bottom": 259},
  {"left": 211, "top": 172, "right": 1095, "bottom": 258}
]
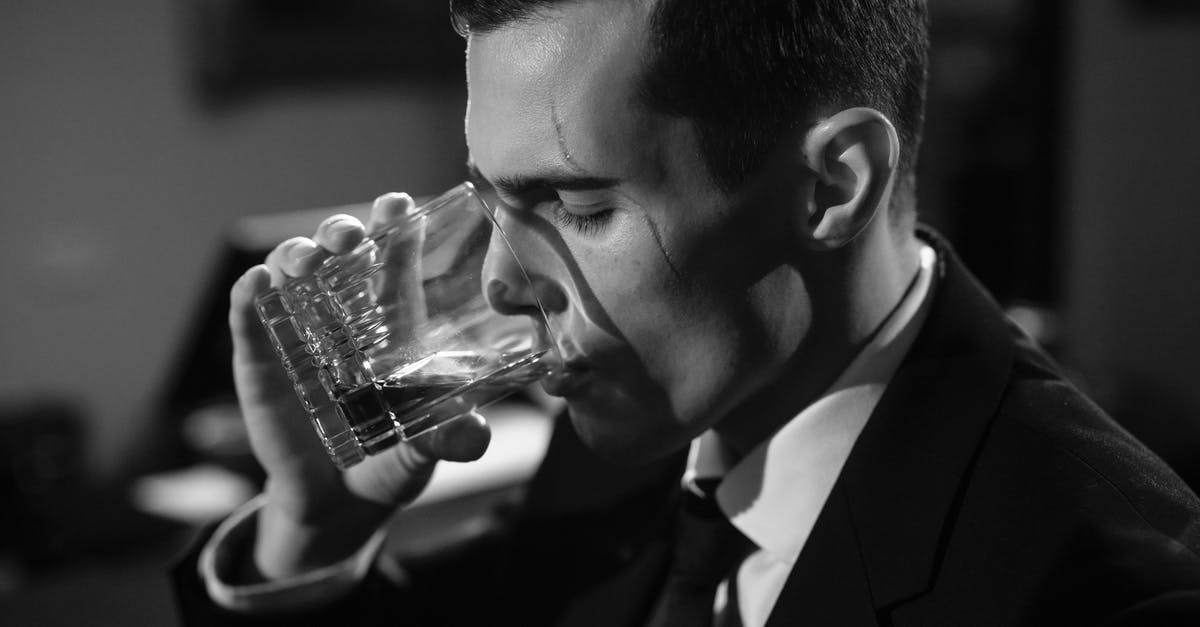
[{"left": 174, "top": 0, "right": 1200, "bottom": 624}]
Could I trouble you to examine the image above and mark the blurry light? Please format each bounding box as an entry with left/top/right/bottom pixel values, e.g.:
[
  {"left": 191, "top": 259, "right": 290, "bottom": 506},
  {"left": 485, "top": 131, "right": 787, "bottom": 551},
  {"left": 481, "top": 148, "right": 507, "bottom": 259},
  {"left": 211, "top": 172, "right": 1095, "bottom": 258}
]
[
  {"left": 129, "top": 463, "right": 256, "bottom": 524},
  {"left": 1006, "top": 303, "right": 1061, "bottom": 346}
]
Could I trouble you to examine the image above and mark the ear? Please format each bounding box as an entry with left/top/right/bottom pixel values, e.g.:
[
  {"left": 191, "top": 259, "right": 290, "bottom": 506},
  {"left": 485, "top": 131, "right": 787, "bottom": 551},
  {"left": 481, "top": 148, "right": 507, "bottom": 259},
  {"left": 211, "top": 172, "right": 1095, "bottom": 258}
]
[{"left": 799, "top": 107, "right": 900, "bottom": 250}]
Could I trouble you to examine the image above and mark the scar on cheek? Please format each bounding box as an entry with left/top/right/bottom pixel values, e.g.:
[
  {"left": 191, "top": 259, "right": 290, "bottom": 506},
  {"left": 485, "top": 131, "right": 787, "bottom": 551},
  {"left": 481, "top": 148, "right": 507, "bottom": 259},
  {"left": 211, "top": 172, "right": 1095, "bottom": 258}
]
[{"left": 639, "top": 210, "right": 682, "bottom": 281}]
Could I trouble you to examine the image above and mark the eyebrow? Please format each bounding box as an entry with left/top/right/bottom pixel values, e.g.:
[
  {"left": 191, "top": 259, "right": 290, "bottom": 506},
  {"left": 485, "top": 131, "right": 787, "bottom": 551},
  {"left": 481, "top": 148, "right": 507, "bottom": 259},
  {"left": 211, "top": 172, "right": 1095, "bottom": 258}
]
[{"left": 467, "top": 159, "right": 620, "bottom": 198}]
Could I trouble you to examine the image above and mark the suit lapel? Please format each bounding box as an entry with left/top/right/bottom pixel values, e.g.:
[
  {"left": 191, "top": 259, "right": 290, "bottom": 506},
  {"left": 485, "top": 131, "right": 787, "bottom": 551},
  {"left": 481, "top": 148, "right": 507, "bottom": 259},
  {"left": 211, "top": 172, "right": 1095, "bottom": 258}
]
[
  {"left": 768, "top": 230, "right": 1017, "bottom": 621},
  {"left": 766, "top": 484, "right": 881, "bottom": 626}
]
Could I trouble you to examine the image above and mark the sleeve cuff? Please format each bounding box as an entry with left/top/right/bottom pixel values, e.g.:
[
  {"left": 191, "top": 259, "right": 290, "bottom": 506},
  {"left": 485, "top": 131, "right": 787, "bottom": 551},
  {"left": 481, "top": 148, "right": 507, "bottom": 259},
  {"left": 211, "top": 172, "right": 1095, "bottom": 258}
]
[{"left": 197, "top": 494, "right": 389, "bottom": 614}]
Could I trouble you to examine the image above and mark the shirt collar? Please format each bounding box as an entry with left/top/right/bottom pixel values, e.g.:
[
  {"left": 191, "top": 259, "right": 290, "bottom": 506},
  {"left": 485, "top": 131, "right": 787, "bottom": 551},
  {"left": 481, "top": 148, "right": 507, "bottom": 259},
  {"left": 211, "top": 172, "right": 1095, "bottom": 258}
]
[{"left": 683, "top": 244, "right": 938, "bottom": 564}]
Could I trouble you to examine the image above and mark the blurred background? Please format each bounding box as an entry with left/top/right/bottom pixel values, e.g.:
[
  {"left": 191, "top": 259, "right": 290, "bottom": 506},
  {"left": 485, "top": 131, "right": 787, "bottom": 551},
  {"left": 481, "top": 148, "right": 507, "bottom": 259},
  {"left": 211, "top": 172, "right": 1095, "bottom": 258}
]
[{"left": 1, "top": 0, "right": 1198, "bottom": 624}]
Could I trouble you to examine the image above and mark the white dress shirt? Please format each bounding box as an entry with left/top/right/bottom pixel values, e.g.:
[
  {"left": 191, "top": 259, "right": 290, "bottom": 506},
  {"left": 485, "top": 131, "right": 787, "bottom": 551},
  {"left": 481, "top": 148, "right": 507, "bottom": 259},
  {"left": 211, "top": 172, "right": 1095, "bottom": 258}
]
[
  {"left": 201, "top": 244, "right": 938, "bottom": 619},
  {"left": 685, "top": 244, "right": 938, "bottom": 626}
]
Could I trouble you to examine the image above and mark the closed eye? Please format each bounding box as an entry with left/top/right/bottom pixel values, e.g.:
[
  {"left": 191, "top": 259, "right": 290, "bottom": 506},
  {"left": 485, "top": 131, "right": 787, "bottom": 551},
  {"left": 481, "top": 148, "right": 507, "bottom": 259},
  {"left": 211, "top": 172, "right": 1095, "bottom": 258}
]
[{"left": 551, "top": 201, "right": 614, "bottom": 236}]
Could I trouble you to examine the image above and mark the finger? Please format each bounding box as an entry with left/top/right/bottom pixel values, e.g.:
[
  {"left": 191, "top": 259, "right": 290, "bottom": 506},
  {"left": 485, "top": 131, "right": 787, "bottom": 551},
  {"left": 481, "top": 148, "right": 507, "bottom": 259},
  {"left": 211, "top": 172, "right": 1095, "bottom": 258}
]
[
  {"left": 371, "top": 216, "right": 427, "bottom": 328},
  {"left": 231, "top": 266, "right": 334, "bottom": 475},
  {"left": 313, "top": 213, "right": 366, "bottom": 254},
  {"left": 265, "top": 236, "right": 325, "bottom": 285},
  {"left": 229, "top": 264, "right": 277, "bottom": 365},
  {"left": 366, "top": 193, "right": 415, "bottom": 235},
  {"left": 264, "top": 237, "right": 306, "bottom": 286},
  {"left": 407, "top": 411, "right": 492, "bottom": 463}
]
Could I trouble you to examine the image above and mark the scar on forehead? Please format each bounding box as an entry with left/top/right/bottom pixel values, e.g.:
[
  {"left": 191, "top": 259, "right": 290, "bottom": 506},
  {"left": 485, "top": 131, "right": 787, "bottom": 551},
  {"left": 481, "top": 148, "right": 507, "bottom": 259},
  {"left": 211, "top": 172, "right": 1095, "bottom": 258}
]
[
  {"left": 551, "top": 102, "right": 586, "bottom": 174},
  {"left": 550, "top": 102, "right": 681, "bottom": 280}
]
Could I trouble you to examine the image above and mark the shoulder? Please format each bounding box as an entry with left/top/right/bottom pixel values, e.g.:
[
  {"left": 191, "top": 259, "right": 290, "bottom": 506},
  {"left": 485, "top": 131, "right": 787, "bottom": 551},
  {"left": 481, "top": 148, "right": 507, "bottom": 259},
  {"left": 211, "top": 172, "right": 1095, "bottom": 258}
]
[
  {"left": 920, "top": 337, "right": 1200, "bottom": 621},
  {"left": 956, "top": 336, "right": 1200, "bottom": 591},
  {"left": 993, "top": 344, "right": 1200, "bottom": 547}
]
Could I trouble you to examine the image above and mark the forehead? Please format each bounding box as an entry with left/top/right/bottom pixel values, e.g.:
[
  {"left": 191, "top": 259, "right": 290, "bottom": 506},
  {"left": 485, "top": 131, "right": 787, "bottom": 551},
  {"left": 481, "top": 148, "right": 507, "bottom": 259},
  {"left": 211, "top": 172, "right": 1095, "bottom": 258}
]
[{"left": 464, "top": 2, "right": 658, "bottom": 183}]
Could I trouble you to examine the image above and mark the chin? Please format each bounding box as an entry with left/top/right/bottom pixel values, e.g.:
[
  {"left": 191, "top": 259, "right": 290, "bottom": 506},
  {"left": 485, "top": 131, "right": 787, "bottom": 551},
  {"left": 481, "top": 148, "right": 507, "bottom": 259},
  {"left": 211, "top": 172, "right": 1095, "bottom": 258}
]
[{"left": 565, "top": 400, "right": 690, "bottom": 467}]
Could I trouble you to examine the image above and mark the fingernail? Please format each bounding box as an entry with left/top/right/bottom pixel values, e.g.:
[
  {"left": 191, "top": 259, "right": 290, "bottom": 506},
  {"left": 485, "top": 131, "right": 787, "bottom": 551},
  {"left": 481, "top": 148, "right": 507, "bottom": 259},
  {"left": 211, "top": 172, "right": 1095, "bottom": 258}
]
[
  {"left": 287, "top": 243, "right": 320, "bottom": 260},
  {"left": 326, "top": 219, "right": 357, "bottom": 236}
]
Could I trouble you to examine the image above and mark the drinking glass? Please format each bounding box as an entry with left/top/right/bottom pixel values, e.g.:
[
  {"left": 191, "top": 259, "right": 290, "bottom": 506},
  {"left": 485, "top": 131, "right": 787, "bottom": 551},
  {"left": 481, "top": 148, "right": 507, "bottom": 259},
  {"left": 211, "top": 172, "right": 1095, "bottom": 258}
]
[{"left": 254, "top": 183, "right": 557, "bottom": 469}]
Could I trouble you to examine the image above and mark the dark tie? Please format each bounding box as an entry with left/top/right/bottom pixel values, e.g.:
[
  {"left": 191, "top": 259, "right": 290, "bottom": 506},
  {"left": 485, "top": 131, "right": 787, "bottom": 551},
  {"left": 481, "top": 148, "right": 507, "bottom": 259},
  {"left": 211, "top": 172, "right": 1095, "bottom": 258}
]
[{"left": 647, "top": 483, "right": 754, "bottom": 627}]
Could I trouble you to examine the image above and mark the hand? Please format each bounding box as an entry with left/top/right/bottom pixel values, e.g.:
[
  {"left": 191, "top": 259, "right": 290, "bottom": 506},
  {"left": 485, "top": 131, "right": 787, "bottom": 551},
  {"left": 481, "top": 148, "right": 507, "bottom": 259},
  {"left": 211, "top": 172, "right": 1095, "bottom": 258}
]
[{"left": 228, "top": 193, "right": 492, "bottom": 579}]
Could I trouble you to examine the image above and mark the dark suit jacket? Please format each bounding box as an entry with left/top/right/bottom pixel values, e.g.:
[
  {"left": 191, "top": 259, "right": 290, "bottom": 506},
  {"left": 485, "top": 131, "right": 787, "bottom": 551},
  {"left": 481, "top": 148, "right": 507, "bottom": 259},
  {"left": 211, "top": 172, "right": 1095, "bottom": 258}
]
[{"left": 174, "top": 232, "right": 1200, "bottom": 625}]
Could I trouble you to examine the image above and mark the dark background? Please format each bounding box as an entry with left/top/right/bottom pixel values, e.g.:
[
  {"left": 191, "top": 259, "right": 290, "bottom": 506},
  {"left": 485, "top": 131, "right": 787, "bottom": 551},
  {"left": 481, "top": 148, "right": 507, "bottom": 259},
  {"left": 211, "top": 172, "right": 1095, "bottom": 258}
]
[{"left": 1, "top": 1, "right": 1198, "bottom": 624}]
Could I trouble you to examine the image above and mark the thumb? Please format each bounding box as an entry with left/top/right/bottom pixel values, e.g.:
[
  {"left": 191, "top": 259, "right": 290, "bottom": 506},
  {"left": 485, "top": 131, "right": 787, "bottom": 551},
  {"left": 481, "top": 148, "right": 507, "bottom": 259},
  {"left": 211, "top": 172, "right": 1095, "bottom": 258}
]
[
  {"left": 407, "top": 411, "right": 492, "bottom": 463},
  {"left": 346, "top": 412, "right": 491, "bottom": 507}
]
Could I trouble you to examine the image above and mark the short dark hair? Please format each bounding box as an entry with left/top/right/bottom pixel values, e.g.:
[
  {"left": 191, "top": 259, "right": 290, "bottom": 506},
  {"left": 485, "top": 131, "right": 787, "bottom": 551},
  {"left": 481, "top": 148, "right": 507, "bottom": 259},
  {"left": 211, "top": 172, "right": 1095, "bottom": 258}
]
[{"left": 451, "top": 0, "right": 929, "bottom": 205}]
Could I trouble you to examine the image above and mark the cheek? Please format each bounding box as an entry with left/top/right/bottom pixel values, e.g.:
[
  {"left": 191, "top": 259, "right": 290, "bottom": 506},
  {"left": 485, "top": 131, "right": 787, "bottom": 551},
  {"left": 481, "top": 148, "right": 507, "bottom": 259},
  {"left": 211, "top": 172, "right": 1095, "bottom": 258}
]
[
  {"left": 574, "top": 217, "right": 682, "bottom": 337},
  {"left": 573, "top": 219, "right": 753, "bottom": 422}
]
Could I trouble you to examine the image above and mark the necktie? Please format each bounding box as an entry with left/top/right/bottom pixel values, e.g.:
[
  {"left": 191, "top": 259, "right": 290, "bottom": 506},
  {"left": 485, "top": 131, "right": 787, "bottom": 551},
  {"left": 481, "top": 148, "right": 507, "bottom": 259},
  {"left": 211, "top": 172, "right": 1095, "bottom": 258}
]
[{"left": 647, "top": 484, "right": 754, "bottom": 627}]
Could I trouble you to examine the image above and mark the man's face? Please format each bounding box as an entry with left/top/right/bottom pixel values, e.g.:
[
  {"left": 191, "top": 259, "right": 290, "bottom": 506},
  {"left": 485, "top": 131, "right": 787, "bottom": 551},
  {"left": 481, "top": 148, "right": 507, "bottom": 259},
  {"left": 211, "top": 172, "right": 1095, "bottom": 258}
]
[{"left": 467, "top": 3, "right": 810, "bottom": 463}]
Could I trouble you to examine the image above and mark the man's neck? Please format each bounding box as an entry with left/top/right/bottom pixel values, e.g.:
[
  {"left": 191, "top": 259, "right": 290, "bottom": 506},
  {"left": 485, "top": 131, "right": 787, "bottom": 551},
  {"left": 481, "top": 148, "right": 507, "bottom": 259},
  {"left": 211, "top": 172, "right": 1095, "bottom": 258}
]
[{"left": 714, "top": 222, "right": 922, "bottom": 457}]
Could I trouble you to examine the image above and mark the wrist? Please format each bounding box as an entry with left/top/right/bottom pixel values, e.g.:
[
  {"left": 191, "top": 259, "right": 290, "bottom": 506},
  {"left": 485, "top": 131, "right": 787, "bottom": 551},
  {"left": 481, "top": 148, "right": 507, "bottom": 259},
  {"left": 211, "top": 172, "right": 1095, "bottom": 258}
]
[
  {"left": 254, "top": 485, "right": 392, "bottom": 579},
  {"left": 199, "top": 495, "right": 392, "bottom": 613}
]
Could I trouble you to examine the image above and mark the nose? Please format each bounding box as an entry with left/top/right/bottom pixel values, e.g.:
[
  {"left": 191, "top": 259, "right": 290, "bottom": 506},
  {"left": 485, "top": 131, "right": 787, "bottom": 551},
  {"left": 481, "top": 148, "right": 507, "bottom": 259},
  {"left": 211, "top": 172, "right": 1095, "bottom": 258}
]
[{"left": 481, "top": 210, "right": 567, "bottom": 320}]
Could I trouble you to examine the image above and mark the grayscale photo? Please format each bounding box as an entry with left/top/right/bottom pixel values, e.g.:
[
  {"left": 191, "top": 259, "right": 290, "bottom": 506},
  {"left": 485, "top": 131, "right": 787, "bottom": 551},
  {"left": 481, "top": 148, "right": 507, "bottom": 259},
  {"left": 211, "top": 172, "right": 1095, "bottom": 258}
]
[{"left": 2, "top": 1, "right": 1199, "bottom": 625}]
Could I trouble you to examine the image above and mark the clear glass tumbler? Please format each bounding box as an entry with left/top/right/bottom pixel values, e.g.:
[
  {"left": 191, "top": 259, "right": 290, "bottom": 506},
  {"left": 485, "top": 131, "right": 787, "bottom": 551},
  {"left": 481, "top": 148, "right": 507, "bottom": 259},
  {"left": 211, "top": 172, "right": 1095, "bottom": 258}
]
[{"left": 254, "top": 183, "right": 556, "bottom": 469}]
